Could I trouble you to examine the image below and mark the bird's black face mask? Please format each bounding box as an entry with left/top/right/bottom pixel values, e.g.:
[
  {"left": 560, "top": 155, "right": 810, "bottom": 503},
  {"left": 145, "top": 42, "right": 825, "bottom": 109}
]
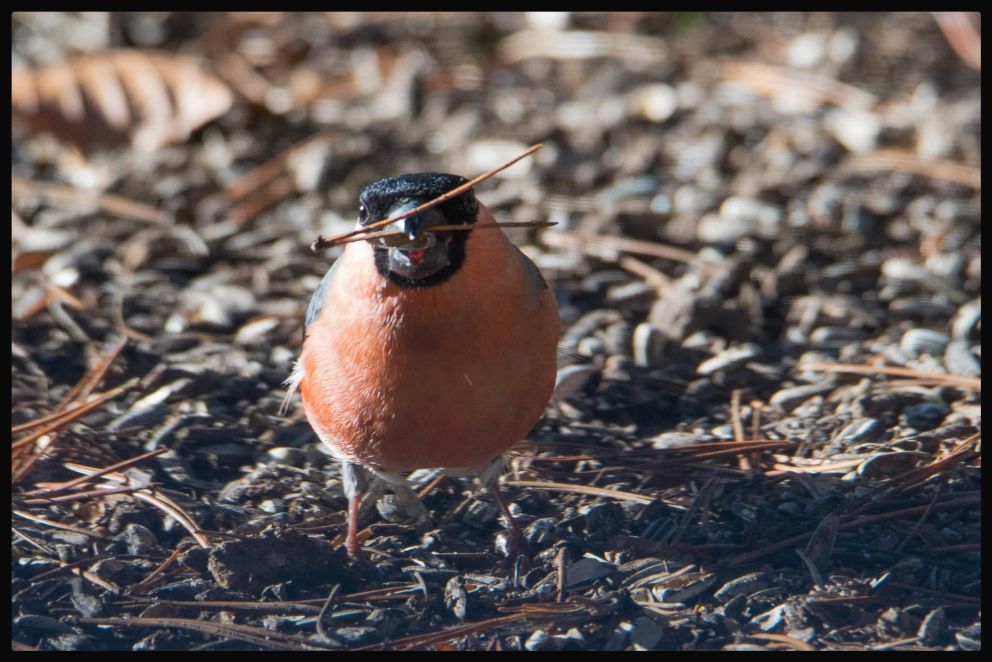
[{"left": 359, "top": 173, "right": 478, "bottom": 289}]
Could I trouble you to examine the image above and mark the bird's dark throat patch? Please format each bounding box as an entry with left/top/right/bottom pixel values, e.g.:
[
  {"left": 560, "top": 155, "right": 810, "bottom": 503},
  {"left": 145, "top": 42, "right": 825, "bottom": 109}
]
[{"left": 374, "top": 230, "right": 468, "bottom": 289}]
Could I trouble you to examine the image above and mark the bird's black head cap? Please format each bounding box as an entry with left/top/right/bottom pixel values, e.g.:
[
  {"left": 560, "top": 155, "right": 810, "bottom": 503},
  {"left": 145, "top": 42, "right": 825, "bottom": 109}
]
[
  {"left": 359, "top": 173, "right": 478, "bottom": 227},
  {"left": 359, "top": 173, "right": 479, "bottom": 288}
]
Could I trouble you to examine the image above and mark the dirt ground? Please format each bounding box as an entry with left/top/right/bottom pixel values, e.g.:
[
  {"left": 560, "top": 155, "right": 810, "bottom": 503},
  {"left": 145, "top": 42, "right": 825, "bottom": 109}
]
[{"left": 11, "top": 12, "right": 981, "bottom": 651}]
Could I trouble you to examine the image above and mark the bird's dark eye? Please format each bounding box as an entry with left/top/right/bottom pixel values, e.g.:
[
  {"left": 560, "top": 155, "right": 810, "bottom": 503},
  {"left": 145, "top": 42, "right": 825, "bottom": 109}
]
[{"left": 358, "top": 204, "right": 368, "bottom": 224}]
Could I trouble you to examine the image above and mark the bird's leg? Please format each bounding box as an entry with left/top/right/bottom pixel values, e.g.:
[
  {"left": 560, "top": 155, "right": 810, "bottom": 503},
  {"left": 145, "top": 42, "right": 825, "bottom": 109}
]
[
  {"left": 488, "top": 482, "right": 529, "bottom": 557},
  {"left": 478, "top": 454, "right": 529, "bottom": 557},
  {"left": 346, "top": 489, "right": 365, "bottom": 561},
  {"left": 341, "top": 461, "right": 372, "bottom": 561}
]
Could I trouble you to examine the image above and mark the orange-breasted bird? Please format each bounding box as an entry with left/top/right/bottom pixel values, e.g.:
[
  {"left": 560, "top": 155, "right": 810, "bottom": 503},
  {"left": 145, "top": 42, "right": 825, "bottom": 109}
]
[{"left": 287, "top": 173, "right": 560, "bottom": 560}]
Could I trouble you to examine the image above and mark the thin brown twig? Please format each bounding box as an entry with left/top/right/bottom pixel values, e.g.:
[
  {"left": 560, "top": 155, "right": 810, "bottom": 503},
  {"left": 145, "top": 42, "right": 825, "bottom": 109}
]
[
  {"left": 59, "top": 336, "right": 129, "bottom": 412},
  {"left": 837, "top": 149, "right": 981, "bottom": 190},
  {"left": 933, "top": 12, "right": 981, "bottom": 71},
  {"left": 750, "top": 400, "right": 763, "bottom": 441},
  {"left": 12, "top": 524, "right": 56, "bottom": 554},
  {"left": 18, "top": 553, "right": 123, "bottom": 593},
  {"left": 226, "top": 174, "right": 297, "bottom": 225},
  {"left": 640, "top": 441, "right": 793, "bottom": 470},
  {"left": 71, "top": 616, "right": 336, "bottom": 651},
  {"left": 224, "top": 129, "right": 337, "bottom": 200},
  {"left": 526, "top": 437, "right": 789, "bottom": 458},
  {"left": 315, "top": 584, "right": 340, "bottom": 641},
  {"left": 730, "top": 389, "right": 754, "bottom": 475},
  {"left": 111, "top": 288, "right": 152, "bottom": 342},
  {"left": 416, "top": 472, "right": 448, "bottom": 500},
  {"left": 359, "top": 614, "right": 527, "bottom": 651},
  {"left": 51, "top": 456, "right": 212, "bottom": 549},
  {"left": 12, "top": 509, "right": 106, "bottom": 538},
  {"left": 799, "top": 361, "right": 981, "bottom": 390},
  {"left": 503, "top": 480, "right": 654, "bottom": 504},
  {"left": 541, "top": 229, "right": 724, "bottom": 268},
  {"left": 21, "top": 484, "right": 144, "bottom": 504},
  {"left": 64, "top": 563, "right": 121, "bottom": 594},
  {"left": 128, "top": 542, "right": 193, "bottom": 595},
  {"left": 885, "top": 581, "right": 981, "bottom": 605},
  {"left": 894, "top": 477, "right": 944, "bottom": 552},
  {"left": 722, "top": 60, "right": 877, "bottom": 111},
  {"left": 326, "top": 220, "right": 557, "bottom": 246},
  {"left": 25, "top": 448, "right": 168, "bottom": 496},
  {"left": 12, "top": 339, "right": 128, "bottom": 435},
  {"left": 671, "top": 477, "right": 718, "bottom": 545},
  {"left": 11, "top": 176, "right": 171, "bottom": 224},
  {"left": 618, "top": 255, "right": 674, "bottom": 292},
  {"left": 839, "top": 433, "right": 979, "bottom": 516},
  {"left": 724, "top": 495, "right": 980, "bottom": 567},
  {"left": 130, "top": 490, "right": 212, "bottom": 549},
  {"left": 115, "top": 597, "right": 325, "bottom": 613},
  {"left": 312, "top": 143, "right": 543, "bottom": 251},
  {"left": 12, "top": 379, "right": 137, "bottom": 451},
  {"left": 747, "top": 632, "right": 817, "bottom": 652},
  {"left": 29, "top": 554, "right": 114, "bottom": 582}
]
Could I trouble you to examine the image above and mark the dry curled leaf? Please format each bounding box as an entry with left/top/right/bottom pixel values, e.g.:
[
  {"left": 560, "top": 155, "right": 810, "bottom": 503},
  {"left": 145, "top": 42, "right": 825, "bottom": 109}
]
[{"left": 12, "top": 49, "right": 233, "bottom": 151}]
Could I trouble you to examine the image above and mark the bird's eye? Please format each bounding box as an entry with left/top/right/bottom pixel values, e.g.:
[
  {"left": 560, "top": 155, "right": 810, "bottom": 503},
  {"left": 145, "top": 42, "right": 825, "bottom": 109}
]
[{"left": 358, "top": 204, "right": 368, "bottom": 224}]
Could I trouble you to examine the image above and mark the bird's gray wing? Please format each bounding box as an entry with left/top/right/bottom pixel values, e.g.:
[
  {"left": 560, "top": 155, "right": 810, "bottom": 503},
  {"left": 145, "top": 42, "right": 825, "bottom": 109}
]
[
  {"left": 510, "top": 243, "right": 549, "bottom": 292},
  {"left": 304, "top": 259, "right": 340, "bottom": 340}
]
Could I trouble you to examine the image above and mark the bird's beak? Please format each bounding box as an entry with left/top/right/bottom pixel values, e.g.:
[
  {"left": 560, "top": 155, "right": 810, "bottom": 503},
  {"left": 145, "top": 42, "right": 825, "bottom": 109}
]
[
  {"left": 401, "top": 214, "right": 428, "bottom": 241},
  {"left": 389, "top": 201, "right": 446, "bottom": 243}
]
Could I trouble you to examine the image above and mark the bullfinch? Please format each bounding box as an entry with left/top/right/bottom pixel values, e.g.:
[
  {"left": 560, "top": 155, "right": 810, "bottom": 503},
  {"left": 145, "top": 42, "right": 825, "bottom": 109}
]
[{"left": 286, "top": 173, "right": 560, "bottom": 560}]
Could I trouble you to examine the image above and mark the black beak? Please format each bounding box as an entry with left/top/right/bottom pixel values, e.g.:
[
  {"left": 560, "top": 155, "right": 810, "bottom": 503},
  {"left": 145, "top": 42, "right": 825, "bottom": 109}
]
[
  {"left": 401, "top": 214, "right": 428, "bottom": 241},
  {"left": 390, "top": 203, "right": 446, "bottom": 242}
]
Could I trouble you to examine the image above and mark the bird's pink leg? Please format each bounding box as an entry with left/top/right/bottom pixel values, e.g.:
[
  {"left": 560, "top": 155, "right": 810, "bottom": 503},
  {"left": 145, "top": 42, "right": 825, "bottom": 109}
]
[
  {"left": 346, "top": 489, "right": 366, "bottom": 561},
  {"left": 342, "top": 461, "right": 370, "bottom": 562},
  {"left": 488, "top": 483, "right": 529, "bottom": 557}
]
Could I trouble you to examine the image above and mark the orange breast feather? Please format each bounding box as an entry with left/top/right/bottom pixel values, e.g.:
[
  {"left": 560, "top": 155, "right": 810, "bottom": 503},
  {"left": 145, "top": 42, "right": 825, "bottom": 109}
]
[{"left": 300, "top": 211, "right": 559, "bottom": 472}]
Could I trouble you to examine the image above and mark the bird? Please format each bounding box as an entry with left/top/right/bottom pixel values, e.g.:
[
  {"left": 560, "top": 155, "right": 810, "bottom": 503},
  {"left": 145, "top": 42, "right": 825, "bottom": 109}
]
[{"left": 286, "top": 172, "right": 560, "bottom": 560}]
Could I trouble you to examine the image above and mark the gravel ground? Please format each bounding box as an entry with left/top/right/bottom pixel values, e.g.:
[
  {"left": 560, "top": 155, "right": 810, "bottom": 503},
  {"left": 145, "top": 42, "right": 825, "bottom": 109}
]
[{"left": 11, "top": 12, "right": 981, "bottom": 651}]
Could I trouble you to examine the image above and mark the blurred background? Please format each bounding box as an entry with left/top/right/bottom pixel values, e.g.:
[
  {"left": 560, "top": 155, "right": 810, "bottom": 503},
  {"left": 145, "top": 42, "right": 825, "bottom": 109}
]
[{"left": 11, "top": 13, "right": 981, "bottom": 652}]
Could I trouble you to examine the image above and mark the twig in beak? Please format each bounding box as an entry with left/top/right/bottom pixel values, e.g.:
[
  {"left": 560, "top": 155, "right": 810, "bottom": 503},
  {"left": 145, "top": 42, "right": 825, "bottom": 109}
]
[
  {"left": 311, "top": 144, "right": 544, "bottom": 252},
  {"left": 327, "top": 220, "right": 558, "bottom": 247}
]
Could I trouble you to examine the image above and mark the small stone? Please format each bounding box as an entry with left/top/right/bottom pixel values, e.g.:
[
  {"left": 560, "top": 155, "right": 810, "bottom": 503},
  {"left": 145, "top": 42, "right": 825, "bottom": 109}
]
[
  {"left": 630, "top": 615, "right": 666, "bottom": 649},
  {"left": 524, "top": 517, "right": 558, "bottom": 547},
  {"left": 207, "top": 526, "right": 338, "bottom": 593},
  {"left": 265, "top": 447, "right": 305, "bottom": 467},
  {"left": 121, "top": 523, "right": 161, "bottom": 556},
  {"left": 770, "top": 382, "right": 835, "bottom": 411},
  {"left": 632, "top": 322, "right": 666, "bottom": 368},
  {"left": 564, "top": 557, "right": 615, "bottom": 589},
  {"left": 900, "top": 328, "right": 949, "bottom": 356},
  {"left": 651, "top": 432, "right": 714, "bottom": 449},
  {"left": 525, "top": 629, "right": 551, "bottom": 651},
  {"left": 630, "top": 83, "right": 678, "bottom": 123},
  {"left": 944, "top": 340, "right": 980, "bottom": 377},
  {"left": 951, "top": 300, "right": 981, "bottom": 339},
  {"left": 829, "top": 109, "right": 880, "bottom": 153},
  {"left": 697, "top": 344, "right": 761, "bottom": 376},
  {"left": 714, "top": 572, "right": 771, "bottom": 602},
  {"left": 955, "top": 621, "right": 981, "bottom": 651},
  {"left": 835, "top": 418, "right": 884, "bottom": 443},
  {"left": 917, "top": 607, "right": 946, "bottom": 645},
  {"left": 902, "top": 401, "right": 949, "bottom": 430}
]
